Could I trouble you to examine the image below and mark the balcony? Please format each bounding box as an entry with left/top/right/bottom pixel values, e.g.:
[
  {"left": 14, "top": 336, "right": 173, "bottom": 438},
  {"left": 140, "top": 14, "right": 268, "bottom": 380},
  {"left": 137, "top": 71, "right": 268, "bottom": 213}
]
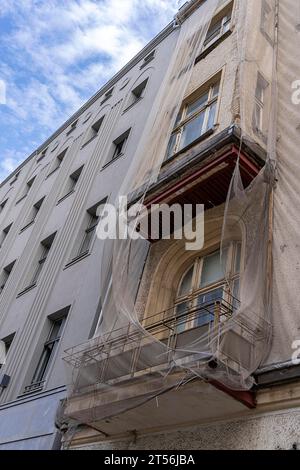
[
  {"left": 129, "top": 126, "right": 265, "bottom": 213},
  {"left": 64, "top": 291, "right": 263, "bottom": 432}
]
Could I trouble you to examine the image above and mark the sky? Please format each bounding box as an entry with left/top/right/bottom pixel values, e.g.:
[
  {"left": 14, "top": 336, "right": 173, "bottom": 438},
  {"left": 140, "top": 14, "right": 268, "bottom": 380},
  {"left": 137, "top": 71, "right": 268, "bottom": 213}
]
[{"left": 0, "top": 0, "right": 185, "bottom": 182}]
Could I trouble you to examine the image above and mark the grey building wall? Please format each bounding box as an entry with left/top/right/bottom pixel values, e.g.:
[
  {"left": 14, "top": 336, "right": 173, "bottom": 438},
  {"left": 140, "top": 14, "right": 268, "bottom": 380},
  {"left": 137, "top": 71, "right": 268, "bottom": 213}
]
[{"left": 0, "top": 18, "right": 179, "bottom": 449}]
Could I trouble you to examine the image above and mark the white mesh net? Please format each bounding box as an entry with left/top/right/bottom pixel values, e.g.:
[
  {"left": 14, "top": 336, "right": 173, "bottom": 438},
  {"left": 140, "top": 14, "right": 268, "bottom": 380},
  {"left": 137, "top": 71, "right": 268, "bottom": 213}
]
[{"left": 63, "top": 0, "right": 283, "bottom": 428}]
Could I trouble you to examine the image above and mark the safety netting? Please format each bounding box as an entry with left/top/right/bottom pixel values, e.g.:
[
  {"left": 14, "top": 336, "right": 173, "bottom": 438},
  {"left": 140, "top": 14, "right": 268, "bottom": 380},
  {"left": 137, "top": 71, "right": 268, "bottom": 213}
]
[{"left": 63, "top": 0, "right": 283, "bottom": 427}]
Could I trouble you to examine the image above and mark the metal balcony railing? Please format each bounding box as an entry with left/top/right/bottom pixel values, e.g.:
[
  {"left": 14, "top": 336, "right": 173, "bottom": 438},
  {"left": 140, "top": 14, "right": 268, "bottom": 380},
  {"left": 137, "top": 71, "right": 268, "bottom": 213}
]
[
  {"left": 64, "top": 293, "right": 247, "bottom": 394},
  {"left": 23, "top": 380, "right": 45, "bottom": 395}
]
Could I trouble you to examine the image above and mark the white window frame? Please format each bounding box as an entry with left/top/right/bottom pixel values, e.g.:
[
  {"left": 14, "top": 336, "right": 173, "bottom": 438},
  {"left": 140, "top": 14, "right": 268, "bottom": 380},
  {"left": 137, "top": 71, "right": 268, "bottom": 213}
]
[
  {"left": 203, "top": 9, "right": 232, "bottom": 50},
  {"left": 174, "top": 243, "right": 241, "bottom": 333},
  {"left": 166, "top": 80, "right": 220, "bottom": 160}
]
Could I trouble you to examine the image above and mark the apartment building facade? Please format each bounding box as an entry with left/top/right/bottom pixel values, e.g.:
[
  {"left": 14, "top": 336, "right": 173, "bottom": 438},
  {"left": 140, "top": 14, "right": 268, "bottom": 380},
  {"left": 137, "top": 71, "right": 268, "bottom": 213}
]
[{"left": 0, "top": 0, "right": 300, "bottom": 450}]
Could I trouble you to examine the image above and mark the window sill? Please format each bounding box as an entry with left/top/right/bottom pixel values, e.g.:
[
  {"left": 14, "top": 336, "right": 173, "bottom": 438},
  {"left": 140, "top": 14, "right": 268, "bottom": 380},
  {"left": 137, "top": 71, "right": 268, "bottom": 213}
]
[
  {"left": 15, "top": 195, "right": 27, "bottom": 205},
  {"left": 195, "top": 29, "right": 232, "bottom": 64},
  {"left": 81, "top": 134, "right": 98, "bottom": 149},
  {"left": 19, "top": 220, "right": 35, "bottom": 233},
  {"left": 163, "top": 127, "right": 215, "bottom": 166},
  {"left": 122, "top": 97, "right": 143, "bottom": 114},
  {"left": 64, "top": 251, "right": 91, "bottom": 270},
  {"left": 101, "top": 152, "right": 124, "bottom": 171},
  {"left": 57, "top": 190, "right": 75, "bottom": 205},
  {"left": 17, "top": 284, "right": 37, "bottom": 298}
]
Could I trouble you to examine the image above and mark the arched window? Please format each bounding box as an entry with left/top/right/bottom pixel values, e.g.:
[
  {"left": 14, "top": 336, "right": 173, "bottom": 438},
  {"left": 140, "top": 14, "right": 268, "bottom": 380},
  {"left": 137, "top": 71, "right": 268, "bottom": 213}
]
[{"left": 174, "top": 242, "right": 241, "bottom": 333}]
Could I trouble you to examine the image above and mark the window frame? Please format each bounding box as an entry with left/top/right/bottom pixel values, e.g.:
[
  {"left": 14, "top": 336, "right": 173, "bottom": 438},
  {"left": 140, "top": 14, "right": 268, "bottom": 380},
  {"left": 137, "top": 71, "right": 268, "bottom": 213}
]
[
  {"left": 253, "top": 72, "right": 269, "bottom": 139},
  {"left": 124, "top": 78, "right": 149, "bottom": 112},
  {"left": 25, "top": 314, "right": 68, "bottom": 394},
  {"left": 104, "top": 129, "right": 131, "bottom": 167},
  {"left": 82, "top": 116, "right": 105, "bottom": 148},
  {"left": 203, "top": 7, "right": 232, "bottom": 50},
  {"left": 0, "top": 260, "right": 16, "bottom": 295},
  {"left": 77, "top": 211, "right": 100, "bottom": 257},
  {"left": 165, "top": 80, "right": 220, "bottom": 160},
  {"left": 0, "top": 333, "right": 15, "bottom": 369},
  {"left": 66, "top": 119, "right": 78, "bottom": 136},
  {"left": 20, "top": 197, "right": 45, "bottom": 232},
  {"left": 174, "top": 243, "right": 241, "bottom": 332},
  {"left": 47, "top": 148, "right": 68, "bottom": 177},
  {"left": 140, "top": 50, "right": 155, "bottom": 69}
]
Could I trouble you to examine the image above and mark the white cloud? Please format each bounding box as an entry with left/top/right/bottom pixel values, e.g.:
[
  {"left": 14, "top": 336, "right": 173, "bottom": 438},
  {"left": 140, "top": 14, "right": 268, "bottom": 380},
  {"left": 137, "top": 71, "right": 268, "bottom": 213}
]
[
  {"left": 0, "top": 0, "right": 185, "bottom": 181},
  {"left": 0, "top": 151, "right": 24, "bottom": 182}
]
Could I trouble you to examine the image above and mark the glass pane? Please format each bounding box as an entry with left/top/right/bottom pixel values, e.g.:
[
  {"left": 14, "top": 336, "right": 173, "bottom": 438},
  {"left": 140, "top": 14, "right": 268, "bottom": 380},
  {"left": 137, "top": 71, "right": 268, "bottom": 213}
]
[
  {"left": 206, "top": 101, "right": 217, "bottom": 131},
  {"left": 223, "top": 17, "right": 231, "bottom": 33},
  {"left": 195, "top": 287, "right": 224, "bottom": 327},
  {"left": 178, "top": 266, "right": 194, "bottom": 297},
  {"left": 235, "top": 243, "right": 241, "bottom": 273},
  {"left": 32, "top": 345, "right": 53, "bottom": 383},
  {"left": 255, "top": 82, "right": 264, "bottom": 102},
  {"left": 180, "top": 112, "right": 205, "bottom": 149},
  {"left": 254, "top": 103, "right": 263, "bottom": 130},
  {"left": 49, "top": 319, "right": 63, "bottom": 341},
  {"left": 200, "top": 250, "right": 227, "bottom": 287},
  {"left": 175, "top": 301, "right": 189, "bottom": 333},
  {"left": 165, "top": 133, "right": 178, "bottom": 160},
  {"left": 174, "top": 110, "right": 182, "bottom": 127},
  {"left": 204, "top": 19, "right": 222, "bottom": 45},
  {"left": 233, "top": 279, "right": 240, "bottom": 310},
  {"left": 211, "top": 82, "right": 220, "bottom": 99},
  {"left": 186, "top": 92, "right": 208, "bottom": 118},
  {"left": 79, "top": 228, "right": 94, "bottom": 254},
  {"left": 31, "top": 260, "right": 44, "bottom": 285}
]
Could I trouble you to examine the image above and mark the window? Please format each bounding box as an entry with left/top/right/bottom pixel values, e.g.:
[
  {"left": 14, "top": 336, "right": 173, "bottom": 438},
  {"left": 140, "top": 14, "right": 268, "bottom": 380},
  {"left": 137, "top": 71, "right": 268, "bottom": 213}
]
[
  {"left": 10, "top": 171, "right": 20, "bottom": 186},
  {"left": 174, "top": 243, "right": 241, "bottom": 333},
  {"left": 21, "top": 197, "right": 45, "bottom": 231},
  {"left": 51, "top": 141, "right": 60, "bottom": 153},
  {"left": 22, "top": 233, "right": 56, "bottom": 291},
  {"left": 0, "top": 333, "right": 15, "bottom": 369},
  {"left": 107, "top": 129, "right": 131, "bottom": 164},
  {"left": 25, "top": 309, "right": 69, "bottom": 393},
  {"left": 0, "top": 261, "right": 16, "bottom": 295},
  {"left": 140, "top": 50, "right": 155, "bottom": 69},
  {"left": 58, "top": 166, "right": 83, "bottom": 202},
  {"left": 90, "top": 277, "right": 112, "bottom": 338},
  {"left": 69, "top": 199, "right": 106, "bottom": 263},
  {"left": 83, "top": 116, "right": 104, "bottom": 146},
  {"left": 101, "top": 88, "right": 114, "bottom": 104},
  {"left": 77, "top": 205, "right": 100, "bottom": 257},
  {"left": 203, "top": 4, "right": 232, "bottom": 49},
  {"left": 0, "top": 223, "right": 12, "bottom": 249},
  {"left": 125, "top": 79, "right": 148, "bottom": 110},
  {"left": 66, "top": 119, "right": 78, "bottom": 136},
  {"left": 0, "top": 198, "right": 8, "bottom": 213},
  {"left": 260, "top": 0, "right": 275, "bottom": 44},
  {"left": 165, "top": 79, "right": 220, "bottom": 160},
  {"left": 48, "top": 148, "right": 67, "bottom": 176},
  {"left": 16, "top": 176, "right": 36, "bottom": 204},
  {"left": 37, "top": 148, "right": 48, "bottom": 163},
  {"left": 253, "top": 73, "right": 269, "bottom": 137}
]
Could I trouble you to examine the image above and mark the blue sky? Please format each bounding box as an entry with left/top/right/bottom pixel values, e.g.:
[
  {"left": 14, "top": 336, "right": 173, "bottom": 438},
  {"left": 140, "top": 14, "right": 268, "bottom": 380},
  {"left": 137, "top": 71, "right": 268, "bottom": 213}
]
[{"left": 0, "top": 0, "right": 184, "bottom": 182}]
